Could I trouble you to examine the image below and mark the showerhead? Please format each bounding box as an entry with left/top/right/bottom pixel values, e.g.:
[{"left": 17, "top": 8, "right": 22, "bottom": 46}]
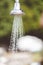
[{"left": 10, "top": 0, "right": 24, "bottom": 15}]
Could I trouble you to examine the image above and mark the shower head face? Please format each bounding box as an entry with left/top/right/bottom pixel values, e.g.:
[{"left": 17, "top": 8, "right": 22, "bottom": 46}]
[{"left": 10, "top": 9, "right": 24, "bottom": 15}]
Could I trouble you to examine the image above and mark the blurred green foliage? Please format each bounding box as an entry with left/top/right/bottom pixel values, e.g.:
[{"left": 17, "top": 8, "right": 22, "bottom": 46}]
[{"left": 0, "top": 0, "right": 43, "bottom": 37}]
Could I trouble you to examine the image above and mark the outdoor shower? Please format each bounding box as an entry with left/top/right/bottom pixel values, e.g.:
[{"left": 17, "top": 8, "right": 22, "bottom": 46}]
[{"left": 9, "top": 0, "right": 24, "bottom": 52}]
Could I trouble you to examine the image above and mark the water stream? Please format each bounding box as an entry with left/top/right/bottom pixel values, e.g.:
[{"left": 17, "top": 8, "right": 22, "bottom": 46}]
[{"left": 9, "top": 15, "right": 24, "bottom": 52}]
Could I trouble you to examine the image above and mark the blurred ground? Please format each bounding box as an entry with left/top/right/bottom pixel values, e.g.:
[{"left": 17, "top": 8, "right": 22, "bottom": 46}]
[{"left": 3, "top": 52, "right": 42, "bottom": 63}]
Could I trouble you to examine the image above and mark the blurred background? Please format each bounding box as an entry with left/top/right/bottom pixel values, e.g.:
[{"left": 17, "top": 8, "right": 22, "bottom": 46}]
[{"left": 0, "top": 0, "right": 43, "bottom": 49}]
